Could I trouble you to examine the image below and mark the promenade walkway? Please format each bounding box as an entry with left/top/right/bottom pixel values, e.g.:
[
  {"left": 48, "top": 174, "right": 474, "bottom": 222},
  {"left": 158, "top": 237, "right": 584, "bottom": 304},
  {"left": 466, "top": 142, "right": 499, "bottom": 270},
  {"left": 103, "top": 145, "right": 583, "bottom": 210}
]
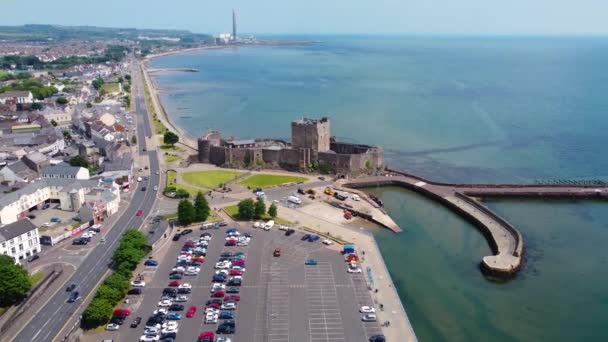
[{"left": 340, "top": 173, "right": 608, "bottom": 277}]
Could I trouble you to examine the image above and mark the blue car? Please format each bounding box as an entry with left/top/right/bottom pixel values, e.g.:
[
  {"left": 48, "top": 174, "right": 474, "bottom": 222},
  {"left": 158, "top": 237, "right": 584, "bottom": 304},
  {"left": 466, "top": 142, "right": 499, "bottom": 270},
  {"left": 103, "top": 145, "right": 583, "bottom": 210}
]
[
  {"left": 144, "top": 259, "right": 159, "bottom": 266},
  {"left": 308, "top": 235, "right": 320, "bottom": 242},
  {"left": 167, "top": 312, "right": 182, "bottom": 320},
  {"left": 305, "top": 259, "right": 318, "bottom": 265},
  {"left": 50, "top": 217, "right": 61, "bottom": 223},
  {"left": 218, "top": 311, "right": 235, "bottom": 319},
  {"left": 226, "top": 228, "right": 238, "bottom": 234},
  {"left": 213, "top": 274, "right": 227, "bottom": 282}
]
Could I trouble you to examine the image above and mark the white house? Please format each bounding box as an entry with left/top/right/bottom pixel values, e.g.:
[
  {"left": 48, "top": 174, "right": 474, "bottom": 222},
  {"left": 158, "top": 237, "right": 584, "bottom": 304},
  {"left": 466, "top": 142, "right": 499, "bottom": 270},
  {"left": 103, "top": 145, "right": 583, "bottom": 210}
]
[
  {"left": 0, "top": 220, "right": 40, "bottom": 263},
  {"left": 41, "top": 162, "right": 90, "bottom": 180},
  {"left": 0, "top": 91, "right": 34, "bottom": 104}
]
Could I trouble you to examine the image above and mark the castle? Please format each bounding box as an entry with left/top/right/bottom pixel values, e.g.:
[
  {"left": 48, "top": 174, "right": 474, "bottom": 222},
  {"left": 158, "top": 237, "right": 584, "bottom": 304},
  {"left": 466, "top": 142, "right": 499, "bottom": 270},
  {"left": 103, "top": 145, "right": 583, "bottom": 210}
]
[{"left": 197, "top": 117, "right": 384, "bottom": 176}]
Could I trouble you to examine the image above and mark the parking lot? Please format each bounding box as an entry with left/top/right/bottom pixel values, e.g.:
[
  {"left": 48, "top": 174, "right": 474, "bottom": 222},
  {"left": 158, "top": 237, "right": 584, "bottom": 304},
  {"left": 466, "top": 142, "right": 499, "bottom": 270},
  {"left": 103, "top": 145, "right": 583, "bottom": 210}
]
[{"left": 98, "top": 220, "right": 381, "bottom": 342}]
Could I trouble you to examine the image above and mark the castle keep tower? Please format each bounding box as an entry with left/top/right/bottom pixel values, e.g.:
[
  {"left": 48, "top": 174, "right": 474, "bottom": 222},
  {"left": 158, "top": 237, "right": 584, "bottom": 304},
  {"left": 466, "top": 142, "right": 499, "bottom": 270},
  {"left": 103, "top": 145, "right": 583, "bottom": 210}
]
[{"left": 291, "top": 117, "right": 330, "bottom": 152}]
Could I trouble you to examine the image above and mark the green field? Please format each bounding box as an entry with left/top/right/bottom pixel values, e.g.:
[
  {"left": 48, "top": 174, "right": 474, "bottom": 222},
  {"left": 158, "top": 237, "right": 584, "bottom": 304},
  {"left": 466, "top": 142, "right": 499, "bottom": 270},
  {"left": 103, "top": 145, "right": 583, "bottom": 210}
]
[
  {"left": 240, "top": 174, "right": 308, "bottom": 188},
  {"left": 30, "top": 271, "right": 46, "bottom": 286},
  {"left": 223, "top": 204, "right": 294, "bottom": 226},
  {"left": 182, "top": 170, "right": 243, "bottom": 189},
  {"left": 101, "top": 82, "right": 120, "bottom": 93},
  {"left": 160, "top": 144, "right": 184, "bottom": 152},
  {"left": 164, "top": 154, "right": 181, "bottom": 163},
  {"left": 166, "top": 170, "right": 199, "bottom": 197}
]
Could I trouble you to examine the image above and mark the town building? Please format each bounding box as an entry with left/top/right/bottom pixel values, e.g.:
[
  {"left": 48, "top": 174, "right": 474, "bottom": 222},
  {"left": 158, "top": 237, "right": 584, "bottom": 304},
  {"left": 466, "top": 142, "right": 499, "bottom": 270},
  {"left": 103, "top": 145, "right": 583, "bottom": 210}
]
[
  {"left": 0, "top": 91, "right": 34, "bottom": 105},
  {"left": 41, "top": 162, "right": 90, "bottom": 180},
  {"left": 0, "top": 177, "right": 120, "bottom": 225},
  {"left": 0, "top": 220, "right": 40, "bottom": 263}
]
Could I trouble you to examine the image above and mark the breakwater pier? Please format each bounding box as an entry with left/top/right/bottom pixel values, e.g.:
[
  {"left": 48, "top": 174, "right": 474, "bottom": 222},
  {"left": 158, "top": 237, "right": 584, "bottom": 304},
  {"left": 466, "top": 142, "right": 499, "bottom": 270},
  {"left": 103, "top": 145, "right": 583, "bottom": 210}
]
[
  {"left": 147, "top": 68, "right": 199, "bottom": 73},
  {"left": 340, "top": 171, "right": 608, "bottom": 277}
]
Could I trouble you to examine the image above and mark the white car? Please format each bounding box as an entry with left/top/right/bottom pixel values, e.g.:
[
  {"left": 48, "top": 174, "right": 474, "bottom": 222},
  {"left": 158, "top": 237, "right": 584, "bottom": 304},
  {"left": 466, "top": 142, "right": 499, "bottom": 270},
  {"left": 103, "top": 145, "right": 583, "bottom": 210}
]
[
  {"left": 174, "top": 295, "right": 188, "bottom": 302},
  {"left": 322, "top": 239, "right": 333, "bottom": 245},
  {"left": 154, "top": 186, "right": 158, "bottom": 191},
  {"left": 172, "top": 266, "right": 186, "bottom": 273},
  {"left": 162, "top": 321, "right": 179, "bottom": 329},
  {"left": 278, "top": 225, "right": 288, "bottom": 231},
  {"left": 153, "top": 308, "right": 168, "bottom": 315},
  {"left": 210, "top": 283, "right": 226, "bottom": 292},
  {"left": 42, "top": 222, "right": 51, "bottom": 227},
  {"left": 144, "top": 326, "right": 160, "bottom": 335},
  {"left": 158, "top": 299, "right": 172, "bottom": 307},
  {"left": 347, "top": 267, "right": 362, "bottom": 273},
  {"left": 215, "top": 261, "right": 232, "bottom": 269},
  {"left": 92, "top": 224, "right": 102, "bottom": 229},
  {"left": 205, "top": 313, "right": 218, "bottom": 324},
  {"left": 359, "top": 306, "right": 376, "bottom": 314},
  {"left": 253, "top": 222, "right": 261, "bottom": 228},
  {"left": 205, "top": 308, "right": 220, "bottom": 315},
  {"left": 131, "top": 280, "right": 146, "bottom": 287},
  {"left": 186, "top": 266, "right": 201, "bottom": 273},
  {"left": 216, "top": 337, "right": 232, "bottom": 342},
  {"left": 106, "top": 323, "right": 120, "bottom": 331},
  {"left": 231, "top": 265, "right": 245, "bottom": 272},
  {"left": 178, "top": 283, "right": 192, "bottom": 289},
  {"left": 200, "top": 235, "right": 212, "bottom": 241},
  {"left": 161, "top": 326, "right": 178, "bottom": 334},
  {"left": 237, "top": 241, "right": 249, "bottom": 246},
  {"left": 264, "top": 220, "right": 275, "bottom": 230},
  {"left": 185, "top": 270, "right": 199, "bottom": 276},
  {"left": 140, "top": 335, "right": 160, "bottom": 342},
  {"left": 88, "top": 230, "right": 97, "bottom": 236},
  {"left": 361, "top": 313, "right": 377, "bottom": 322},
  {"left": 221, "top": 302, "right": 237, "bottom": 310}
]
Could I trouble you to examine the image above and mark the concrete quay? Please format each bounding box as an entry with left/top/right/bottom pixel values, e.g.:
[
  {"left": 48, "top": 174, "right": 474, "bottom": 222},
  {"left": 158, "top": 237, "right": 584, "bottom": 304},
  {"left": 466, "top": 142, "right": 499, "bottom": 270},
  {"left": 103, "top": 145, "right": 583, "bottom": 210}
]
[{"left": 339, "top": 172, "right": 608, "bottom": 277}]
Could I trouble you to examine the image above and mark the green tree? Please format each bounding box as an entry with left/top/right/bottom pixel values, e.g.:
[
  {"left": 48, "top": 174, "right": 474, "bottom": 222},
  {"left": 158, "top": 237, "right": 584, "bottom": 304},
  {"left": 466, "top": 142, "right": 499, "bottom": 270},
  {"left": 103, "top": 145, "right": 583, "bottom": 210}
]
[
  {"left": 131, "top": 135, "right": 137, "bottom": 144},
  {"left": 63, "top": 130, "right": 72, "bottom": 140},
  {"left": 254, "top": 198, "right": 266, "bottom": 219},
  {"left": 102, "top": 272, "right": 130, "bottom": 295},
  {"left": 56, "top": 96, "right": 68, "bottom": 105},
  {"left": 193, "top": 191, "right": 210, "bottom": 222},
  {"left": 125, "top": 74, "right": 131, "bottom": 81},
  {"left": 175, "top": 189, "right": 190, "bottom": 199},
  {"left": 69, "top": 155, "right": 89, "bottom": 168},
  {"left": 163, "top": 131, "right": 179, "bottom": 147},
  {"left": 0, "top": 255, "right": 32, "bottom": 306},
  {"left": 113, "top": 246, "right": 145, "bottom": 270},
  {"left": 177, "top": 199, "right": 195, "bottom": 226},
  {"left": 30, "top": 102, "right": 43, "bottom": 111},
  {"left": 50, "top": 119, "right": 58, "bottom": 127},
  {"left": 117, "top": 76, "right": 124, "bottom": 83},
  {"left": 164, "top": 186, "right": 176, "bottom": 193},
  {"left": 237, "top": 198, "right": 255, "bottom": 220},
  {"left": 82, "top": 298, "right": 113, "bottom": 329},
  {"left": 94, "top": 284, "right": 122, "bottom": 304},
  {"left": 92, "top": 77, "right": 104, "bottom": 90},
  {"left": 268, "top": 203, "right": 278, "bottom": 218},
  {"left": 86, "top": 102, "right": 92, "bottom": 108}
]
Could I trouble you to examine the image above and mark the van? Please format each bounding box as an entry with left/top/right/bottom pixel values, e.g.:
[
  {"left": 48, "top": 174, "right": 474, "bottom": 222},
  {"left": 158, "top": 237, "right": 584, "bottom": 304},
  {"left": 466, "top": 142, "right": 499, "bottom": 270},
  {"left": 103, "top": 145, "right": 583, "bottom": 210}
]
[
  {"left": 352, "top": 194, "right": 361, "bottom": 201},
  {"left": 201, "top": 223, "right": 215, "bottom": 230},
  {"left": 264, "top": 220, "right": 275, "bottom": 231},
  {"left": 287, "top": 196, "right": 302, "bottom": 205}
]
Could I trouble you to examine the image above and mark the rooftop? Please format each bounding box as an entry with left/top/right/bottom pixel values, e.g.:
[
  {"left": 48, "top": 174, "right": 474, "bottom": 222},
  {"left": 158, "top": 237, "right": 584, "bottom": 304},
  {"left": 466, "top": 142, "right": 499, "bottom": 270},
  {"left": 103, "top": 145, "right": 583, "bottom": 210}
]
[
  {"left": 0, "top": 219, "right": 37, "bottom": 242},
  {"left": 41, "top": 162, "right": 85, "bottom": 177}
]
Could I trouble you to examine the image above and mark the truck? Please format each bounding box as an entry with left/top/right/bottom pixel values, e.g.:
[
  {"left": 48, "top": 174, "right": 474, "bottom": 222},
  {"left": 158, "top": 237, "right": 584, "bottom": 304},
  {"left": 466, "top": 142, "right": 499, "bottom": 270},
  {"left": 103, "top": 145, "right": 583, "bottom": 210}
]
[{"left": 287, "top": 195, "right": 302, "bottom": 205}]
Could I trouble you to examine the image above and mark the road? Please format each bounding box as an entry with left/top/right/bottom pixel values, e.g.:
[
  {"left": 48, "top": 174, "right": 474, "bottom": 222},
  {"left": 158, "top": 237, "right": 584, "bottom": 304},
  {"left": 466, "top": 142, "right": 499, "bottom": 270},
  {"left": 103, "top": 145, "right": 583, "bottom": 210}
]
[{"left": 13, "top": 60, "right": 160, "bottom": 342}]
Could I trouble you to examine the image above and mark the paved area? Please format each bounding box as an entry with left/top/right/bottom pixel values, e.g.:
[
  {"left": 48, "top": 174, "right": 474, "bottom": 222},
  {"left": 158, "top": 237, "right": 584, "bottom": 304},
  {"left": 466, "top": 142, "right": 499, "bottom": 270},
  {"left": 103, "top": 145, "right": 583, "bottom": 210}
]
[{"left": 93, "top": 216, "right": 381, "bottom": 342}]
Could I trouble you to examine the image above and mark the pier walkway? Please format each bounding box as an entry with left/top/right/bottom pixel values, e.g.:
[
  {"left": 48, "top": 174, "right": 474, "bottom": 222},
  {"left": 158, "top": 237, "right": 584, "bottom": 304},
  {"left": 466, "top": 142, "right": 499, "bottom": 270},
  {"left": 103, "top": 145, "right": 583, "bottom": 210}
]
[
  {"left": 340, "top": 172, "right": 608, "bottom": 277},
  {"left": 147, "top": 68, "right": 199, "bottom": 73}
]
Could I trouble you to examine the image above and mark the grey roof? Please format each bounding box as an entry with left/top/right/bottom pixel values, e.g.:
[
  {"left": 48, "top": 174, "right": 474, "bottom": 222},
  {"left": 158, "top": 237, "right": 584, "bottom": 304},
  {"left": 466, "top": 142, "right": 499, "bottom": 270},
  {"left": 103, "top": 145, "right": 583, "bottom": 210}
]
[
  {"left": 78, "top": 206, "right": 94, "bottom": 222},
  {"left": 41, "top": 162, "right": 83, "bottom": 177},
  {"left": 7, "top": 160, "right": 33, "bottom": 174},
  {"left": 0, "top": 219, "right": 36, "bottom": 242},
  {"left": 0, "top": 91, "right": 32, "bottom": 99},
  {"left": 103, "top": 153, "right": 132, "bottom": 171},
  {"left": 24, "top": 151, "right": 48, "bottom": 164},
  {"left": 0, "top": 178, "right": 99, "bottom": 208}
]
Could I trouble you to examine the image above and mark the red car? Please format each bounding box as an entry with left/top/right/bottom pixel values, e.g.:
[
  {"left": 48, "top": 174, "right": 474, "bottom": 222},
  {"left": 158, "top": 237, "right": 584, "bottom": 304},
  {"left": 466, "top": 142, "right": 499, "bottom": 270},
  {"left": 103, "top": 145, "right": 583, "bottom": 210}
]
[
  {"left": 186, "top": 305, "right": 197, "bottom": 318},
  {"left": 232, "top": 259, "right": 245, "bottom": 266},
  {"left": 273, "top": 248, "right": 281, "bottom": 257},
  {"left": 192, "top": 256, "right": 205, "bottom": 262},
  {"left": 113, "top": 309, "right": 130, "bottom": 316},
  {"left": 198, "top": 331, "right": 215, "bottom": 342},
  {"left": 224, "top": 295, "right": 240, "bottom": 302},
  {"left": 136, "top": 209, "right": 143, "bottom": 217},
  {"left": 168, "top": 280, "right": 180, "bottom": 287},
  {"left": 184, "top": 242, "right": 195, "bottom": 247},
  {"left": 229, "top": 269, "right": 244, "bottom": 276},
  {"left": 211, "top": 290, "right": 225, "bottom": 298},
  {"left": 205, "top": 303, "right": 220, "bottom": 310}
]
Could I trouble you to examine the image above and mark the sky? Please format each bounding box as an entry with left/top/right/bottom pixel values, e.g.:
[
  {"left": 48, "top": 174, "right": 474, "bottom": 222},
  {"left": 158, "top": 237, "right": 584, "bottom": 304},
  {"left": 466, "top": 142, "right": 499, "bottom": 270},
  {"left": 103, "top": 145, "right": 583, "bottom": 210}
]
[{"left": 2, "top": 0, "right": 608, "bottom": 35}]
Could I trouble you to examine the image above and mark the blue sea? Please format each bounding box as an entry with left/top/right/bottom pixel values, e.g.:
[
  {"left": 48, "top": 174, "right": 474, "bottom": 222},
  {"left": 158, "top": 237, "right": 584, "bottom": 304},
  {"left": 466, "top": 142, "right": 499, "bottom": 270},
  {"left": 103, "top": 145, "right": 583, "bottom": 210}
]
[{"left": 151, "top": 36, "right": 608, "bottom": 341}]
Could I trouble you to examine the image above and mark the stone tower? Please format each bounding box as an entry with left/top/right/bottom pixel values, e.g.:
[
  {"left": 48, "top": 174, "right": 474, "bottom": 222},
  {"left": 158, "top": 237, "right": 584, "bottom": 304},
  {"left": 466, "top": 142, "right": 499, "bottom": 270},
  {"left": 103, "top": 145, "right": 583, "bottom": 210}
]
[{"left": 291, "top": 117, "right": 330, "bottom": 153}]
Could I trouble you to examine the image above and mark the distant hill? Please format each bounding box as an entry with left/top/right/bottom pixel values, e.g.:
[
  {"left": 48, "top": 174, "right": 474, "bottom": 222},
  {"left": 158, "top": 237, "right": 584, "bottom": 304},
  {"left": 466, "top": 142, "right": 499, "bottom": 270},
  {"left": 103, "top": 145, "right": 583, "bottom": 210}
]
[{"left": 0, "top": 24, "right": 212, "bottom": 42}]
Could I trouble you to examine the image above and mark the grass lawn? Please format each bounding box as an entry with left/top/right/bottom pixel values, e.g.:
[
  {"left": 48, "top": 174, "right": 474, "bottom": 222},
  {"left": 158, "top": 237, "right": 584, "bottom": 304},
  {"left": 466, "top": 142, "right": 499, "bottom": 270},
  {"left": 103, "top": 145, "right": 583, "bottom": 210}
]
[
  {"left": 223, "top": 204, "right": 294, "bottom": 226},
  {"left": 160, "top": 144, "right": 185, "bottom": 152},
  {"left": 30, "top": 271, "right": 46, "bottom": 286},
  {"left": 182, "top": 170, "right": 243, "bottom": 189},
  {"left": 163, "top": 210, "right": 221, "bottom": 223},
  {"left": 164, "top": 154, "right": 181, "bottom": 163},
  {"left": 240, "top": 174, "right": 308, "bottom": 189},
  {"left": 166, "top": 170, "right": 200, "bottom": 197},
  {"left": 101, "top": 82, "right": 120, "bottom": 93}
]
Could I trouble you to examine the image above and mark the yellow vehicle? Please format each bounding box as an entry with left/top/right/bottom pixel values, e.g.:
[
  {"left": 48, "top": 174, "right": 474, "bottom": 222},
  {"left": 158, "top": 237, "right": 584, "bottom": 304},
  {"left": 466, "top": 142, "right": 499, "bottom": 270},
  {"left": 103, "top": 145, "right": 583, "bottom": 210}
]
[{"left": 324, "top": 187, "right": 334, "bottom": 196}]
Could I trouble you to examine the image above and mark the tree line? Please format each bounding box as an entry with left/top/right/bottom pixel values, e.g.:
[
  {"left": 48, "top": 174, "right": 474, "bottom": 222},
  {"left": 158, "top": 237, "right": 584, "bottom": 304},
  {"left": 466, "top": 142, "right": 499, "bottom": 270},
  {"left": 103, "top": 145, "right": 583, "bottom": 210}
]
[
  {"left": 82, "top": 230, "right": 149, "bottom": 329},
  {"left": 177, "top": 191, "right": 210, "bottom": 226}
]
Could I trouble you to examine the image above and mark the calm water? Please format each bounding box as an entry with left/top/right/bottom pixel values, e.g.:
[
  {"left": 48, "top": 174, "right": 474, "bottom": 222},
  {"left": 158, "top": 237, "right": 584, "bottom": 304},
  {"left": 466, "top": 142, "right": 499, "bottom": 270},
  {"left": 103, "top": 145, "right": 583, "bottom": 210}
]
[{"left": 151, "top": 36, "right": 608, "bottom": 341}]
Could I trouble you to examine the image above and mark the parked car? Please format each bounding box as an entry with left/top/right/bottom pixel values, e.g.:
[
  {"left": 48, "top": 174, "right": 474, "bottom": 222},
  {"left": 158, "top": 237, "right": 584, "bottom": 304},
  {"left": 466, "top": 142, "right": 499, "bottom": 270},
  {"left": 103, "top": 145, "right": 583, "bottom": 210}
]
[
  {"left": 181, "top": 229, "right": 193, "bottom": 236},
  {"left": 186, "top": 306, "right": 197, "bottom": 318},
  {"left": 50, "top": 217, "right": 61, "bottom": 223},
  {"left": 361, "top": 313, "right": 377, "bottom": 322},
  {"left": 144, "top": 259, "right": 159, "bottom": 266},
  {"left": 198, "top": 331, "right": 215, "bottom": 342},
  {"left": 166, "top": 312, "right": 182, "bottom": 320},
  {"left": 172, "top": 234, "right": 181, "bottom": 241},
  {"left": 169, "top": 304, "right": 184, "bottom": 311},
  {"left": 218, "top": 311, "right": 235, "bottom": 319},
  {"left": 305, "top": 259, "right": 318, "bottom": 265},
  {"left": 106, "top": 323, "right": 120, "bottom": 331},
  {"left": 301, "top": 234, "right": 311, "bottom": 241},
  {"left": 369, "top": 335, "right": 386, "bottom": 342},
  {"left": 273, "top": 248, "right": 281, "bottom": 257},
  {"left": 360, "top": 306, "right": 376, "bottom": 314},
  {"left": 128, "top": 288, "right": 143, "bottom": 295},
  {"left": 130, "top": 317, "right": 142, "bottom": 328}
]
